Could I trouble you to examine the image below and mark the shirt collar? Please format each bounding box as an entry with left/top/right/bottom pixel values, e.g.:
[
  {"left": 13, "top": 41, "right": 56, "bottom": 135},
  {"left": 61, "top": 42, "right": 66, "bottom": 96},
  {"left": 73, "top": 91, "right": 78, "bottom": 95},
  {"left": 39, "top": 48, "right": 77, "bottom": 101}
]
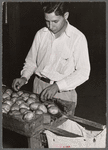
[
  {"left": 43, "top": 20, "right": 71, "bottom": 38},
  {"left": 64, "top": 20, "right": 71, "bottom": 38}
]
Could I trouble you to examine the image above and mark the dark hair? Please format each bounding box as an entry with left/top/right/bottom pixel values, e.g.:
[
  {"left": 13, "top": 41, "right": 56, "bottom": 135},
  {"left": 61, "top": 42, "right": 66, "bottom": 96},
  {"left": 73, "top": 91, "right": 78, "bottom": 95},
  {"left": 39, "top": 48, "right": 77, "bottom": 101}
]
[{"left": 41, "top": 2, "right": 69, "bottom": 16}]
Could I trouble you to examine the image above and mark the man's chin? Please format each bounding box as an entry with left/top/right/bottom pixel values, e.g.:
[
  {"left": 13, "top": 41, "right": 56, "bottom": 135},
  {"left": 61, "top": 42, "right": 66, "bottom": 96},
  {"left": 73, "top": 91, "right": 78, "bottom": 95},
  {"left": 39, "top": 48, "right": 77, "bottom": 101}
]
[
  {"left": 52, "top": 31, "right": 56, "bottom": 34},
  {"left": 50, "top": 29, "right": 57, "bottom": 34}
]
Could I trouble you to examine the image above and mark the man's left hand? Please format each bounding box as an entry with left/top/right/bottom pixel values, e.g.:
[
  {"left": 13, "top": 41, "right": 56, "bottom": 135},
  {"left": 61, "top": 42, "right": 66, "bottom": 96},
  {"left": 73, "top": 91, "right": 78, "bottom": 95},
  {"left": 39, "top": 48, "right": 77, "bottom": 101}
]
[{"left": 40, "top": 83, "right": 59, "bottom": 102}]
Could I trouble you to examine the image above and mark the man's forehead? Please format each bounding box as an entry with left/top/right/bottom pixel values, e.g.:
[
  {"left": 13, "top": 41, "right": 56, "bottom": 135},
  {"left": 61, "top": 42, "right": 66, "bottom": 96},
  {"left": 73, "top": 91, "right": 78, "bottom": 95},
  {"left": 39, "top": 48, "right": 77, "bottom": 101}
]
[{"left": 45, "top": 12, "right": 63, "bottom": 20}]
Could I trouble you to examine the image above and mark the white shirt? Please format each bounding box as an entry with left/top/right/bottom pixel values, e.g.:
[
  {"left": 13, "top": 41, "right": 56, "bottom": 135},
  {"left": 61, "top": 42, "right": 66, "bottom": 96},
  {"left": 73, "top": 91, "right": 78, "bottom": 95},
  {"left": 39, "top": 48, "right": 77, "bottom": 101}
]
[{"left": 21, "top": 21, "right": 90, "bottom": 92}]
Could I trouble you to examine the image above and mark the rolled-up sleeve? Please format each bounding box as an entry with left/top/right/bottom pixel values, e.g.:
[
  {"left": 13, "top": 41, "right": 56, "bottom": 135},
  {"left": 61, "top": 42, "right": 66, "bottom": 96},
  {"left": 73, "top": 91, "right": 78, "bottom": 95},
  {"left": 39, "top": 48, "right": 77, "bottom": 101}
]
[
  {"left": 56, "top": 35, "right": 91, "bottom": 92},
  {"left": 21, "top": 31, "right": 40, "bottom": 81}
]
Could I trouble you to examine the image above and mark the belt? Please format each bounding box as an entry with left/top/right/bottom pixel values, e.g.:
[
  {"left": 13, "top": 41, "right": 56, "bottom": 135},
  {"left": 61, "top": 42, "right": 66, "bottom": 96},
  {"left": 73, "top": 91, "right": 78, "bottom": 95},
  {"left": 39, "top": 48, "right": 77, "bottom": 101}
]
[{"left": 36, "top": 74, "right": 50, "bottom": 83}]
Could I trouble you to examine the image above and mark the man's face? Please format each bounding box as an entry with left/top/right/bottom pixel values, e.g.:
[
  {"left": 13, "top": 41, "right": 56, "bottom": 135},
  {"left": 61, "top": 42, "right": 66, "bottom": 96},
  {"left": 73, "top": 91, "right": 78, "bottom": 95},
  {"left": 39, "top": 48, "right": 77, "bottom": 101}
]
[{"left": 45, "top": 12, "right": 67, "bottom": 34}]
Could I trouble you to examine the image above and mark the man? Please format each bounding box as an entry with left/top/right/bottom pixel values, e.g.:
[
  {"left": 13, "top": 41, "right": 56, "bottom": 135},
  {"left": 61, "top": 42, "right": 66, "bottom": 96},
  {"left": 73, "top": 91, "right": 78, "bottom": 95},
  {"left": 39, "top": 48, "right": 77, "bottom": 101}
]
[{"left": 12, "top": 2, "right": 90, "bottom": 108}]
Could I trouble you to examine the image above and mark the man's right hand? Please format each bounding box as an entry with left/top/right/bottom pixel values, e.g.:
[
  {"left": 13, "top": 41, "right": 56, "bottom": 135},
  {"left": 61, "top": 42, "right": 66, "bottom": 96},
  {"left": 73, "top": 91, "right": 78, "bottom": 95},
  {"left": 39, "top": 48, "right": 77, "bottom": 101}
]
[{"left": 12, "top": 77, "right": 27, "bottom": 91}]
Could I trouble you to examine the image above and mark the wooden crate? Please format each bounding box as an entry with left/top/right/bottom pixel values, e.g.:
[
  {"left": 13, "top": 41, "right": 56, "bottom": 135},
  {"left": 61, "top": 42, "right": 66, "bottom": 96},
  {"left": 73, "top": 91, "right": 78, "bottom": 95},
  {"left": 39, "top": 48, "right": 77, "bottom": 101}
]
[{"left": 3, "top": 113, "right": 44, "bottom": 137}]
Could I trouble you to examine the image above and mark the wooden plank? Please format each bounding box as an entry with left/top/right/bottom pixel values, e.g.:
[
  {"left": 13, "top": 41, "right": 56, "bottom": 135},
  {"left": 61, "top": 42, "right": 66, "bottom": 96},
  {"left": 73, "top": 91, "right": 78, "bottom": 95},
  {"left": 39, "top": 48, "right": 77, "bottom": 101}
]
[
  {"left": 71, "top": 102, "right": 76, "bottom": 116},
  {"left": 28, "top": 133, "right": 44, "bottom": 148},
  {"left": 51, "top": 115, "right": 68, "bottom": 127},
  {"left": 66, "top": 115, "right": 105, "bottom": 130},
  {"left": 43, "top": 124, "right": 82, "bottom": 137}
]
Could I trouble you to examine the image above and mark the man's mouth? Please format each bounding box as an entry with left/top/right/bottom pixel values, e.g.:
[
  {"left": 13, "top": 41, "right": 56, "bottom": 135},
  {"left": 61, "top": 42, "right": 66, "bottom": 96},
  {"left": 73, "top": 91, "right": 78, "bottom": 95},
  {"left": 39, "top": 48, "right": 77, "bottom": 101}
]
[{"left": 49, "top": 28, "right": 56, "bottom": 32}]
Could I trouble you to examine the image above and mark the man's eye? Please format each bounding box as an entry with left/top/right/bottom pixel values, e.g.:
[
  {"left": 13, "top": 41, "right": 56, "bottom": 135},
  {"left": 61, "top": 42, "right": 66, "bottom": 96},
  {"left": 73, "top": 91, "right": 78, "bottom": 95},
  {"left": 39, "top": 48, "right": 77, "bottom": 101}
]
[{"left": 54, "top": 21, "right": 58, "bottom": 23}]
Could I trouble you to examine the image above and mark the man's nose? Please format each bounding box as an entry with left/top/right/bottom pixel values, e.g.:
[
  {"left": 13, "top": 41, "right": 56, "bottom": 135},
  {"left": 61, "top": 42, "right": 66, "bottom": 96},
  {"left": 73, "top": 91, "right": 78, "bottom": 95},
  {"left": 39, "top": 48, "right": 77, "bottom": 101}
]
[{"left": 49, "top": 22, "right": 53, "bottom": 29}]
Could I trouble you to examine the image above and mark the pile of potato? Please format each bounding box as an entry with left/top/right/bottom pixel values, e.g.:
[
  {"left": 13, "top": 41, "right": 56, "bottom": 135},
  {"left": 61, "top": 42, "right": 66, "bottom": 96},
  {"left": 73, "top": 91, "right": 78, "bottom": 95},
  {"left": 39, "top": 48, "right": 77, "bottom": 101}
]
[{"left": 2, "top": 87, "right": 59, "bottom": 122}]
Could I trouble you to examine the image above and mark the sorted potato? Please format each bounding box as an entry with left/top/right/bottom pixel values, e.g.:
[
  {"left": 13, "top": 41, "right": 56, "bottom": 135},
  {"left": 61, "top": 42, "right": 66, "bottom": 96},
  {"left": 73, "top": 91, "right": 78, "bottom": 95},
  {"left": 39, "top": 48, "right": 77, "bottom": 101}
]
[
  {"left": 26, "top": 98, "right": 36, "bottom": 105},
  {"left": 2, "top": 93, "right": 10, "bottom": 99},
  {"left": 35, "top": 109, "right": 44, "bottom": 115},
  {"left": 3, "top": 100, "right": 13, "bottom": 106},
  {"left": 23, "top": 110, "right": 33, "bottom": 115},
  {"left": 23, "top": 96, "right": 29, "bottom": 101},
  {"left": 11, "top": 103, "right": 20, "bottom": 111},
  {"left": 20, "top": 108, "right": 29, "bottom": 114},
  {"left": 11, "top": 92, "right": 19, "bottom": 98},
  {"left": 2, "top": 108, "right": 7, "bottom": 114},
  {"left": 5, "top": 89, "right": 13, "bottom": 96},
  {"left": 9, "top": 110, "right": 21, "bottom": 116},
  {"left": 11, "top": 97, "right": 18, "bottom": 103},
  {"left": 17, "top": 91, "right": 23, "bottom": 96},
  {"left": 2, "top": 103, "right": 11, "bottom": 113},
  {"left": 17, "top": 96, "right": 24, "bottom": 100},
  {"left": 21, "top": 93, "right": 30, "bottom": 98},
  {"left": 19, "top": 103, "right": 30, "bottom": 110},
  {"left": 48, "top": 106, "right": 59, "bottom": 115},
  {"left": 30, "top": 102, "right": 40, "bottom": 111},
  {"left": 2, "top": 98, "right": 9, "bottom": 103},
  {"left": 16, "top": 99, "right": 24, "bottom": 105},
  {"left": 23, "top": 111, "right": 35, "bottom": 121},
  {"left": 29, "top": 93, "right": 37, "bottom": 99},
  {"left": 38, "top": 104, "right": 47, "bottom": 113}
]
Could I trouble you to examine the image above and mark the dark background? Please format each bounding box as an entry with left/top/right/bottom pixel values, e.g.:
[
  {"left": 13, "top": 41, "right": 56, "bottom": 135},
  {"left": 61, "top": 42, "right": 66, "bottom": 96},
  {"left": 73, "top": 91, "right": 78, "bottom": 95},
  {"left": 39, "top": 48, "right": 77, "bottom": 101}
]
[{"left": 2, "top": 2, "right": 106, "bottom": 148}]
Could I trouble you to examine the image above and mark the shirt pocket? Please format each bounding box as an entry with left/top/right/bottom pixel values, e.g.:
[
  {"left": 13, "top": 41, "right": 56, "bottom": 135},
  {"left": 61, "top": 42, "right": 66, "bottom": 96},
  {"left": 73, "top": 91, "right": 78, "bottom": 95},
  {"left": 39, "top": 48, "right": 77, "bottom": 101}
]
[{"left": 56, "top": 52, "right": 70, "bottom": 74}]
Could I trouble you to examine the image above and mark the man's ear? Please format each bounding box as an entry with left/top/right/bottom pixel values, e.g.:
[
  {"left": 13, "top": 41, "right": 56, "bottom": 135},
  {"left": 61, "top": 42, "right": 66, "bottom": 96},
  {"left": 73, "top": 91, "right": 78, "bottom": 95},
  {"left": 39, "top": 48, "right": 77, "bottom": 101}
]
[{"left": 64, "top": 12, "right": 69, "bottom": 20}]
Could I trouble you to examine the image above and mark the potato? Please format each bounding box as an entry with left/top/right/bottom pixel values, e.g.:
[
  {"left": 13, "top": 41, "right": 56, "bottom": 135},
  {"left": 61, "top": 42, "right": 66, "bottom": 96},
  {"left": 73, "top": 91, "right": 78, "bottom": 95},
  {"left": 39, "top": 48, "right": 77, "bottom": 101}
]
[
  {"left": 23, "top": 110, "right": 33, "bottom": 115},
  {"left": 6, "top": 97, "right": 11, "bottom": 100},
  {"left": 21, "top": 93, "right": 29, "bottom": 98},
  {"left": 3, "top": 100, "right": 13, "bottom": 106},
  {"left": 17, "top": 96, "right": 24, "bottom": 100},
  {"left": 19, "top": 103, "right": 30, "bottom": 110},
  {"left": 13, "top": 110, "right": 21, "bottom": 116},
  {"left": 17, "top": 91, "right": 23, "bottom": 96},
  {"left": 38, "top": 104, "right": 47, "bottom": 113},
  {"left": 2, "top": 103, "right": 11, "bottom": 113},
  {"left": 2, "top": 97, "right": 9, "bottom": 103},
  {"left": 29, "top": 94, "right": 37, "bottom": 99},
  {"left": 9, "top": 110, "right": 21, "bottom": 116},
  {"left": 15, "top": 99, "right": 24, "bottom": 105},
  {"left": 2, "top": 108, "right": 7, "bottom": 114},
  {"left": 23, "top": 96, "right": 29, "bottom": 101},
  {"left": 48, "top": 106, "right": 59, "bottom": 115},
  {"left": 2, "top": 93, "right": 10, "bottom": 99},
  {"left": 23, "top": 111, "right": 35, "bottom": 121},
  {"left": 11, "top": 92, "right": 19, "bottom": 98},
  {"left": 11, "top": 97, "right": 18, "bottom": 103},
  {"left": 35, "top": 109, "right": 43, "bottom": 115},
  {"left": 26, "top": 98, "right": 36, "bottom": 105},
  {"left": 5, "top": 89, "right": 13, "bottom": 96},
  {"left": 11, "top": 103, "right": 20, "bottom": 111},
  {"left": 30, "top": 102, "right": 40, "bottom": 111},
  {"left": 20, "top": 108, "right": 29, "bottom": 114}
]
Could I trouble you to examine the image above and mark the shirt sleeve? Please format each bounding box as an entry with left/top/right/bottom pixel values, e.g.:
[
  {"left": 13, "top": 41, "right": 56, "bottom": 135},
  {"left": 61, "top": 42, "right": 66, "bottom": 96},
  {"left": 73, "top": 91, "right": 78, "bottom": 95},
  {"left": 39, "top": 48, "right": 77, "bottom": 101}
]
[
  {"left": 20, "top": 31, "right": 40, "bottom": 81},
  {"left": 56, "top": 35, "right": 91, "bottom": 92}
]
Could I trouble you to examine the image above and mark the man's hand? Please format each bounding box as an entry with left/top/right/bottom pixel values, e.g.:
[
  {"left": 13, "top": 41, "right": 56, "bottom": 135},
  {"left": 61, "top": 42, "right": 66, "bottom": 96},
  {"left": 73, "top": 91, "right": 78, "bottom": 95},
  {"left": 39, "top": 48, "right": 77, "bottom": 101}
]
[
  {"left": 40, "top": 83, "right": 59, "bottom": 102},
  {"left": 12, "top": 77, "right": 27, "bottom": 91}
]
